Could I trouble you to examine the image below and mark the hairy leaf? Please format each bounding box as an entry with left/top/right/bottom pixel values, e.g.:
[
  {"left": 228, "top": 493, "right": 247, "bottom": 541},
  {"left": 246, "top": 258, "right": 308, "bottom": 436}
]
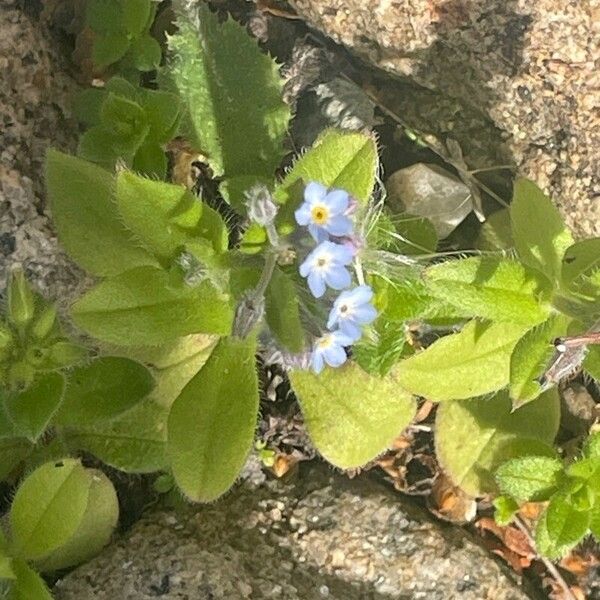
[
  {"left": 496, "top": 456, "right": 564, "bottom": 501},
  {"left": 54, "top": 357, "right": 154, "bottom": 427},
  {"left": 71, "top": 266, "right": 232, "bottom": 345},
  {"left": 46, "top": 150, "right": 158, "bottom": 276},
  {"left": 583, "top": 346, "right": 600, "bottom": 381},
  {"left": 167, "top": 6, "right": 289, "bottom": 208},
  {"left": 65, "top": 399, "right": 168, "bottom": 473},
  {"left": 35, "top": 469, "right": 118, "bottom": 572},
  {"left": 4, "top": 373, "right": 65, "bottom": 443},
  {"left": 290, "top": 364, "right": 416, "bottom": 468},
  {"left": 168, "top": 336, "right": 259, "bottom": 502},
  {"left": 435, "top": 389, "right": 560, "bottom": 496},
  {"left": 424, "top": 256, "right": 551, "bottom": 325},
  {"left": 10, "top": 459, "right": 91, "bottom": 561},
  {"left": 395, "top": 321, "right": 529, "bottom": 401},
  {"left": 561, "top": 238, "right": 600, "bottom": 299},
  {"left": 510, "top": 178, "right": 573, "bottom": 282},
  {"left": 10, "top": 560, "right": 52, "bottom": 600},
  {"left": 509, "top": 314, "right": 570, "bottom": 405}
]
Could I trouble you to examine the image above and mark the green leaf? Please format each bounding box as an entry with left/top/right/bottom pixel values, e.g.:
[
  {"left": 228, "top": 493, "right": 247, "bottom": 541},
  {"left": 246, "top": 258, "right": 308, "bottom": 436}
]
[
  {"left": 0, "top": 555, "right": 14, "bottom": 580},
  {"left": 591, "top": 506, "right": 600, "bottom": 540},
  {"left": 496, "top": 456, "right": 564, "bottom": 501},
  {"left": 132, "top": 140, "right": 167, "bottom": 179},
  {"left": 476, "top": 208, "right": 513, "bottom": 251},
  {"left": 4, "top": 373, "right": 65, "bottom": 443},
  {"left": 561, "top": 238, "right": 600, "bottom": 298},
  {"left": 71, "top": 266, "right": 233, "bottom": 345},
  {"left": 116, "top": 171, "right": 204, "bottom": 259},
  {"left": 65, "top": 399, "right": 168, "bottom": 473},
  {"left": 395, "top": 321, "right": 530, "bottom": 401},
  {"left": 583, "top": 346, "right": 600, "bottom": 380},
  {"left": 424, "top": 257, "right": 551, "bottom": 325},
  {"left": 510, "top": 178, "right": 574, "bottom": 282},
  {"left": 509, "top": 314, "right": 571, "bottom": 404},
  {"left": 536, "top": 495, "right": 590, "bottom": 559},
  {"left": 274, "top": 129, "right": 377, "bottom": 210},
  {"left": 435, "top": 389, "right": 560, "bottom": 496},
  {"left": 167, "top": 336, "right": 259, "bottom": 502},
  {"left": 142, "top": 89, "right": 181, "bottom": 142},
  {"left": 86, "top": 0, "right": 123, "bottom": 34},
  {"left": 167, "top": 6, "right": 290, "bottom": 206},
  {"left": 493, "top": 495, "right": 519, "bottom": 526},
  {"left": 583, "top": 432, "right": 600, "bottom": 459},
  {"left": 92, "top": 33, "right": 131, "bottom": 68},
  {"left": 567, "top": 457, "right": 600, "bottom": 493},
  {"left": 353, "top": 320, "right": 409, "bottom": 376},
  {"left": 54, "top": 357, "right": 154, "bottom": 427},
  {"left": 10, "top": 459, "right": 91, "bottom": 561},
  {"left": 34, "top": 469, "right": 118, "bottom": 572},
  {"left": 7, "top": 269, "right": 35, "bottom": 330},
  {"left": 77, "top": 127, "right": 125, "bottom": 169},
  {"left": 265, "top": 268, "right": 305, "bottom": 353},
  {"left": 0, "top": 435, "right": 31, "bottom": 482},
  {"left": 9, "top": 560, "right": 52, "bottom": 600},
  {"left": 100, "top": 93, "right": 147, "bottom": 140},
  {"left": 290, "top": 363, "right": 416, "bottom": 469},
  {"left": 130, "top": 35, "right": 162, "bottom": 71},
  {"left": 46, "top": 150, "right": 158, "bottom": 277},
  {"left": 123, "top": 0, "right": 151, "bottom": 37}
]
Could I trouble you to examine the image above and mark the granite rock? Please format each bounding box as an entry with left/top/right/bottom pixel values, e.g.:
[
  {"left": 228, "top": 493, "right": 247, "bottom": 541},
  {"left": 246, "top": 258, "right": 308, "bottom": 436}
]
[
  {"left": 0, "top": 2, "right": 83, "bottom": 303},
  {"left": 54, "top": 464, "right": 534, "bottom": 600},
  {"left": 289, "top": 0, "right": 600, "bottom": 238}
]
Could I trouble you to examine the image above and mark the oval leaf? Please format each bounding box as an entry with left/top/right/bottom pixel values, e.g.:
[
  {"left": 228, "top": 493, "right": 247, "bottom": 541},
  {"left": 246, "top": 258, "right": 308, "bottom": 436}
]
[
  {"left": 424, "top": 256, "right": 551, "bottom": 325},
  {"left": 10, "top": 559, "right": 52, "bottom": 600},
  {"left": 46, "top": 150, "right": 158, "bottom": 276},
  {"left": 435, "top": 389, "right": 560, "bottom": 496},
  {"left": 10, "top": 459, "right": 91, "bottom": 561},
  {"left": 167, "top": 336, "right": 259, "bottom": 502},
  {"left": 395, "top": 321, "right": 529, "bottom": 401},
  {"left": 290, "top": 363, "right": 416, "bottom": 469},
  {"left": 71, "top": 266, "right": 233, "bottom": 345},
  {"left": 55, "top": 357, "right": 154, "bottom": 427}
]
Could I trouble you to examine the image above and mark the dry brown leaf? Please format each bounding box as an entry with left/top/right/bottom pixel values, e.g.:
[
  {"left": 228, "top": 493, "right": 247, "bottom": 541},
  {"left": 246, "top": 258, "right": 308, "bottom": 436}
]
[{"left": 428, "top": 473, "right": 477, "bottom": 523}]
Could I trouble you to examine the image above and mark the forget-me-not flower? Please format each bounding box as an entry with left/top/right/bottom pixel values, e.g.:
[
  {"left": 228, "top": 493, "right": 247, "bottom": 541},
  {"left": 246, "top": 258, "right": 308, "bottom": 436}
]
[
  {"left": 299, "top": 241, "right": 354, "bottom": 298},
  {"left": 327, "top": 285, "right": 378, "bottom": 340},
  {"left": 310, "top": 330, "right": 354, "bottom": 374},
  {"left": 295, "top": 182, "right": 353, "bottom": 242}
]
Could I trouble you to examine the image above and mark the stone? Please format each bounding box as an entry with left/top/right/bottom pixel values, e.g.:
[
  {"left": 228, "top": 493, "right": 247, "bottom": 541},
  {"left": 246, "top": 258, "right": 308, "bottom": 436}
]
[
  {"left": 386, "top": 164, "right": 473, "bottom": 239},
  {"left": 54, "top": 464, "right": 533, "bottom": 600},
  {"left": 288, "top": 0, "right": 600, "bottom": 239},
  {"left": 0, "top": 2, "right": 84, "bottom": 304}
]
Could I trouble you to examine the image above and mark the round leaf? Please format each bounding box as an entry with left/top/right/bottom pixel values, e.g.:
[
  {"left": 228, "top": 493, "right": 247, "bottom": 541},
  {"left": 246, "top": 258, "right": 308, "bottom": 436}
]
[
  {"left": 10, "top": 459, "right": 92, "bottom": 561},
  {"left": 290, "top": 363, "right": 416, "bottom": 469}
]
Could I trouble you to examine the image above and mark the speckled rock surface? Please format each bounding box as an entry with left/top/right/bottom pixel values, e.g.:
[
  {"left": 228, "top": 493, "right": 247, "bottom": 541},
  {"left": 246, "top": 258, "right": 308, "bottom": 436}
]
[
  {"left": 289, "top": 0, "right": 600, "bottom": 238},
  {"left": 0, "top": 2, "right": 83, "bottom": 301},
  {"left": 55, "top": 464, "right": 534, "bottom": 600}
]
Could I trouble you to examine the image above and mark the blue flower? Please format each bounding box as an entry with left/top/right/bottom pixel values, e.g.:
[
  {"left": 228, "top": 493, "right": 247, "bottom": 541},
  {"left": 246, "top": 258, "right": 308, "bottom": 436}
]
[
  {"left": 310, "top": 330, "right": 354, "bottom": 374},
  {"left": 295, "top": 182, "right": 353, "bottom": 242},
  {"left": 299, "top": 241, "right": 354, "bottom": 298},
  {"left": 327, "top": 285, "right": 378, "bottom": 340}
]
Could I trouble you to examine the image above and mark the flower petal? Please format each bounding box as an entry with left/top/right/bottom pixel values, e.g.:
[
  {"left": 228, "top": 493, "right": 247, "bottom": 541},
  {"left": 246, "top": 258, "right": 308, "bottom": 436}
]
[
  {"left": 348, "top": 285, "right": 374, "bottom": 305},
  {"left": 326, "top": 307, "right": 339, "bottom": 330},
  {"left": 326, "top": 214, "right": 353, "bottom": 237},
  {"left": 330, "top": 243, "right": 354, "bottom": 265},
  {"left": 324, "top": 189, "right": 349, "bottom": 213},
  {"left": 308, "top": 223, "right": 328, "bottom": 242},
  {"left": 304, "top": 182, "right": 328, "bottom": 205},
  {"left": 353, "top": 304, "right": 378, "bottom": 324},
  {"left": 338, "top": 321, "right": 362, "bottom": 341},
  {"left": 311, "top": 350, "right": 325, "bottom": 374},
  {"left": 294, "top": 204, "right": 312, "bottom": 226},
  {"left": 299, "top": 256, "right": 312, "bottom": 277},
  {"left": 324, "top": 267, "right": 351, "bottom": 290},
  {"left": 322, "top": 344, "right": 347, "bottom": 367},
  {"left": 332, "top": 330, "right": 356, "bottom": 346},
  {"left": 307, "top": 271, "right": 326, "bottom": 298}
]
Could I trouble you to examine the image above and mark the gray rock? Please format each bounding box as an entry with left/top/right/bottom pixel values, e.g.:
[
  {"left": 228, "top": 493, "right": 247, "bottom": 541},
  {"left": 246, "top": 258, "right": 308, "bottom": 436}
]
[
  {"left": 54, "top": 464, "right": 534, "bottom": 600},
  {"left": 0, "top": 3, "right": 83, "bottom": 303},
  {"left": 386, "top": 164, "right": 473, "bottom": 239},
  {"left": 289, "top": 0, "right": 600, "bottom": 239}
]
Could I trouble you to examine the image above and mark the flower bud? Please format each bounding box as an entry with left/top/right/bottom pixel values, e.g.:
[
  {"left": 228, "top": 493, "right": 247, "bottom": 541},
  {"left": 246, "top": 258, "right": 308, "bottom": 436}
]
[
  {"left": 7, "top": 267, "right": 35, "bottom": 329},
  {"left": 245, "top": 185, "right": 278, "bottom": 226},
  {"left": 31, "top": 304, "right": 58, "bottom": 340}
]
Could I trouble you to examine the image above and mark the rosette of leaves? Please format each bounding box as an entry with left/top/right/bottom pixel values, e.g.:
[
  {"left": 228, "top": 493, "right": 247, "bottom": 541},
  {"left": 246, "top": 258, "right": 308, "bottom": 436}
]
[
  {"left": 85, "top": 0, "right": 162, "bottom": 75},
  {"left": 75, "top": 77, "right": 181, "bottom": 178},
  {"left": 495, "top": 432, "right": 600, "bottom": 558}
]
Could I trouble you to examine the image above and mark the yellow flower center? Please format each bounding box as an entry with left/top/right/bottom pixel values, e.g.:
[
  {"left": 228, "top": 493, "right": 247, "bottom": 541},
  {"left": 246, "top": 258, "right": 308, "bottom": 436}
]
[
  {"left": 317, "top": 335, "right": 333, "bottom": 349},
  {"left": 316, "top": 258, "right": 327, "bottom": 267},
  {"left": 311, "top": 204, "right": 329, "bottom": 225}
]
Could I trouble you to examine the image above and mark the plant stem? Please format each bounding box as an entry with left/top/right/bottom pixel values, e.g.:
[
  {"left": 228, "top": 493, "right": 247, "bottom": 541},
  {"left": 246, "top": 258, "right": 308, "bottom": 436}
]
[
  {"left": 254, "top": 251, "right": 278, "bottom": 300},
  {"left": 513, "top": 516, "right": 577, "bottom": 600}
]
